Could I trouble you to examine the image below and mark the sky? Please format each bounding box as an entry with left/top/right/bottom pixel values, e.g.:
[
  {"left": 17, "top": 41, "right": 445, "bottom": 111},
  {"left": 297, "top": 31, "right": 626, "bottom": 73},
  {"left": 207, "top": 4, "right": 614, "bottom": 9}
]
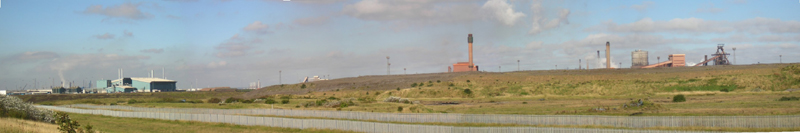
[{"left": 1, "top": 0, "right": 799, "bottom": 90}]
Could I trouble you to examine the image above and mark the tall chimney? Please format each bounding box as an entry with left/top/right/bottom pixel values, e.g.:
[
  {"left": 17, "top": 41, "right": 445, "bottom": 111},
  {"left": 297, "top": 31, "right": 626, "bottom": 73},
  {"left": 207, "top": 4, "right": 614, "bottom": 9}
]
[
  {"left": 468, "top": 34, "right": 474, "bottom": 71},
  {"left": 606, "top": 42, "right": 611, "bottom": 69}
]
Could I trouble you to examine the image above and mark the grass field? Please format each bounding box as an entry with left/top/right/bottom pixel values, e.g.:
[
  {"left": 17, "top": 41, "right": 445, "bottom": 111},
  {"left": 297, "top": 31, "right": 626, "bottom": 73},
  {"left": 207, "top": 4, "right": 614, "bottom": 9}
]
[
  {"left": 0, "top": 117, "right": 60, "bottom": 133},
  {"left": 65, "top": 113, "right": 356, "bottom": 133},
  {"left": 19, "top": 64, "right": 800, "bottom": 116}
]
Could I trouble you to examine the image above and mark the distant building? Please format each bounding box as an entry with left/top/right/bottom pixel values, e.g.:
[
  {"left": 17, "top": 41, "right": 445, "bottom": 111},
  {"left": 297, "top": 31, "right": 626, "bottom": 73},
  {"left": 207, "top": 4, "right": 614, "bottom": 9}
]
[
  {"left": 97, "top": 77, "right": 177, "bottom": 93},
  {"left": 52, "top": 87, "right": 82, "bottom": 94},
  {"left": 0, "top": 90, "right": 6, "bottom": 95}
]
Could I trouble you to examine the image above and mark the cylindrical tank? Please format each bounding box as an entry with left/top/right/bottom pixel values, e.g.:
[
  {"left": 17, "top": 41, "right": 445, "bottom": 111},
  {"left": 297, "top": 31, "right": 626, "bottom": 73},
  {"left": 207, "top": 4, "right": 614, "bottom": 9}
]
[{"left": 631, "top": 50, "right": 649, "bottom": 68}]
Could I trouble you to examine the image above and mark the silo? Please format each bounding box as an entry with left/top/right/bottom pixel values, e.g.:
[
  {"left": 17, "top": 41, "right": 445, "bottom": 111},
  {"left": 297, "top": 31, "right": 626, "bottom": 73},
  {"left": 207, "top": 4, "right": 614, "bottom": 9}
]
[{"left": 631, "top": 50, "right": 649, "bottom": 68}]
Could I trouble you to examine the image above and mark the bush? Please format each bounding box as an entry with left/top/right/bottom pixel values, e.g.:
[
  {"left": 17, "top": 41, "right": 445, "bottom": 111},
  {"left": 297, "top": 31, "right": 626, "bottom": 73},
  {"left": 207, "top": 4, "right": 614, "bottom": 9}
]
[
  {"left": 397, "top": 106, "right": 403, "bottom": 112},
  {"left": 301, "top": 84, "right": 307, "bottom": 89},
  {"left": 207, "top": 98, "right": 222, "bottom": 103},
  {"left": 328, "top": 96, "right": 339, "bottom": 100},
  {"left": 396, "top": 88, "right": 400, "bottom": 91},
  {"left": 55, "top": 112, "right": 96, "bottom": 133},
  {"left": 281, "top": 99, "right": 290, "bottom": 104},
  {"left": 463, "top": 89, "right": 472, "bottom": 95},
  {"left": 0, "top": 95, "right": 55, "bottom": 123},
  {"left": 264, "top": 99, "right": 277, "bottom": 104},
  {"left": 779, "top": 96, "right": 800, "bottom": 101},
  {"left": 466, "top": 80, "right": 470, "bottom": 83},
  {"left": 411, "top": 83, "right": 417, "bottom": 87},
  {"left": 522, "top": 102, "right": 528, "bottom": 104},
  {"left": 225, "top": 97, "right": 242, "bottom": 103},
  {"left": 720, "top": 88, "right": 732, "bottom": 92},
  {"left": 242, "top": 99, "right": 254, "bottom": 103},
  {"left": 673, "top": 94, "right": 686, "bottom": 102},
  {"left": 437, "top": 80, "right": 441, "bottom": 83},
  {"left": 127, "top": 99, "right": 137, "bottom": 104}
]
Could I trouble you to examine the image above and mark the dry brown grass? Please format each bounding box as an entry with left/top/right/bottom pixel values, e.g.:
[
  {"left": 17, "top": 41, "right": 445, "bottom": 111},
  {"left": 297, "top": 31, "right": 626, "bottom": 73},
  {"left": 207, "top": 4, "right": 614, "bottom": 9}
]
[{"left": 0, "top": 117, "right": 60, "bottom": 133}]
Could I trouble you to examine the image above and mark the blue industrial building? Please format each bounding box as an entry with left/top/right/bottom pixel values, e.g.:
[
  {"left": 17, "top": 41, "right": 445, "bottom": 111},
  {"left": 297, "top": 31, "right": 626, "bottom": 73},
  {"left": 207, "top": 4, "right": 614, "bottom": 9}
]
[{"left": 97, "top": 77, "right": 177, "bottom": 93}]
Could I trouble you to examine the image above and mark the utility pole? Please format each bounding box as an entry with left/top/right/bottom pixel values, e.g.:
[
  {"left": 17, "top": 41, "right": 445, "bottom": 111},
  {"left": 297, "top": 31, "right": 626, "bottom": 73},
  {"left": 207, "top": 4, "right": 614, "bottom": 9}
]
[
  {"left": 404, "top": 68, "right": 406, "bottom": 75},
  {"left": 619, "top": 62, "right": 621, "bottom": 68},
  {"left": 499, "top": 66, "right": 501, "bottom": 72},
  {"left": 386, "top": 56, "right": 390, "bottom": 75},
  {"left": 732, "top": 47, "right": 736, "bottom": 65},
  {"left": 780, "top": 55, "right": 782, "bottom": 63},
  {"left": 579, "top": 59, "right": 581, "bottom": 70},
  {"left": 517, "top": 60, "right": 520, "bottom": 71},
  {"left": 555, "top": 65, "right": 558, "bottom": 70},
  {"left": 657, "top": 56, "right": 661, "bottom": 63},
  {"left": 279, "top": 70, "right": 282, "bottom": 84}
]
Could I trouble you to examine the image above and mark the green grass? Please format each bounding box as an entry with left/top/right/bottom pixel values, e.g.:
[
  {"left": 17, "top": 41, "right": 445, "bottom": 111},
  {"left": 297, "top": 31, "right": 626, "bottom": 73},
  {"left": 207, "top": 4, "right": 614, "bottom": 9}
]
[{"left": 67, "top": 113, "right": 356, "bottom": 133}]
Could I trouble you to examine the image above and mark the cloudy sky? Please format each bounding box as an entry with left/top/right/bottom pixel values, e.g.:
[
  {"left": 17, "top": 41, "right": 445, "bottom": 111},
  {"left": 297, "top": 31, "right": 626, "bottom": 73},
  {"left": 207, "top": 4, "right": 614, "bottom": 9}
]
[{"left": 1, "top": 0, "right": 799, "bottom": 90}]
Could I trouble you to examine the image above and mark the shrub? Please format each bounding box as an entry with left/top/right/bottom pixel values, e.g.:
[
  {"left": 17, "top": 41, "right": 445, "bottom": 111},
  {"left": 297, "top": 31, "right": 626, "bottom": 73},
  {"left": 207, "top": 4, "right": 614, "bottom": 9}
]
[
  {"left": 411, "top": 83, "right": 417, "bottom": 87},
  {"left": 281, "top": 99, "right": 290, "bottom": 104},
  {"left": 419, "top": 83, "right": 424, "bottom": 87},
  {"left": 520, "top": 92, "right": 530, "bottom": 95},
  {"left": 437, "top": 80, "right": 441, "bottom": 83},
  {"left": 225, "top": 97, "right": 242, "bottom": 103},
  {"left": 280, "top": 95, "right": 292, "bottom": 100},
  {"left": 55, "top": 112, "right": 96, "bottom": 133},
  {"left": 396, "top": 88, "right": 400, "bottom": 91},
  {"left": 301, "top": 84, "right": 306, "bottom": 89},
  {"left": 779, "top": 96, "right": 800, "bottom": 101},
  {"left": 448, "top": 83, "right": 454, "bottom": 86},
  {"left": 397, "top": 106, "right": 403, "bottom": 112},
  {"left": 673, "top": 94, "right": 686, "bottom": 102},
  {"left": 522, "top": 102, "right": 528, "bottom": 104},
  {"left": 328, "top": 96, "right": 339, "bottom": 100},
  {"left": 242, "top": 99, "right": 254, "bottom": 103},
  {"left": 264, "top": 99, "right": 277, "bottom": 104},
  {"left": 207, "top": 98, "right": 222, "bottom": 103},
  {"left": 466, "top": 80, "right": 470, "bottom": 83},
  {"left": 0, "top": 95, "right": 55, "bottom": 123},
  {"left": 127, "top": 99, "right": 137, "bottom": 104},
  {"left": 463, "top": 89, "right": 472, "bottom": 95}
]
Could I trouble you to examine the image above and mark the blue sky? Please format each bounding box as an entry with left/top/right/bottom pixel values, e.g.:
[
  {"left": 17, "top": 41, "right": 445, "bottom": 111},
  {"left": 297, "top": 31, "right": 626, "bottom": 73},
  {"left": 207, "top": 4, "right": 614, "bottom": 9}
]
[{"left": 1, "top": 0, "right": 799, "bottom": 90}]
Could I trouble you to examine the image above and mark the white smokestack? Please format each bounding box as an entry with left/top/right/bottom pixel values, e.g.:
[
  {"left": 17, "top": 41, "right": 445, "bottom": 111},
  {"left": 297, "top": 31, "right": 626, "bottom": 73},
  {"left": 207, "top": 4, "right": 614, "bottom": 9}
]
[{"left": 151, "top": 70, "right": 154, "bottom": 78}]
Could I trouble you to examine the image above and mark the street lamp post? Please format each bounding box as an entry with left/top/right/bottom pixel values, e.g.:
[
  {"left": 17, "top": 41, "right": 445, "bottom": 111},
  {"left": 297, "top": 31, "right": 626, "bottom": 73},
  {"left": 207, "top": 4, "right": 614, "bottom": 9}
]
[
  {"left": 499, "top": 66, "right": 501, "bottom": 72},
  {"left": 517, "top": 60, "right": 520, "bottom": 71},
  {"left": 404, "top": 68, "right": 406, "bottom": 75},
  {"left": 386, "top": 56, "right": 390, "bottom": 75},
  {"left": 657, "top": 56, "right": 661, "bottom": 63},
  {"left": 279, "top": 70, "right": 282, "bottom": 84},
  {"left": 732, "top": 47, "right": 736, "bottom": 65},
  {"left": 780, "top": 55, "right": 782, "bottom": 63}
]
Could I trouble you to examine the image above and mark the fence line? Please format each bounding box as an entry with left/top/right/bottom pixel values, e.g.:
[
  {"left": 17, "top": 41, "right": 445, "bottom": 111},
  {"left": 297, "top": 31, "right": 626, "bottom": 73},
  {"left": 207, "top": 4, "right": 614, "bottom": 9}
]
[
  {"left": 38, "top": 105, "right": 719, "bottom": 133},
  {"left": 64, "top": 104, "right": 799, "bottom": 129}
]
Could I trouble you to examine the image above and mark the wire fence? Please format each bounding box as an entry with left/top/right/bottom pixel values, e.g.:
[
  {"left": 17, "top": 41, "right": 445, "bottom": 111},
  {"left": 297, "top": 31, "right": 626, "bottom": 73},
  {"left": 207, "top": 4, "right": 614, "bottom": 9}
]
[
  {"left": 37, "top": 105, "right": 719, "bottom": 133},
  {"left": 65, "top": 104, "right": 798, "bottom": 129}
]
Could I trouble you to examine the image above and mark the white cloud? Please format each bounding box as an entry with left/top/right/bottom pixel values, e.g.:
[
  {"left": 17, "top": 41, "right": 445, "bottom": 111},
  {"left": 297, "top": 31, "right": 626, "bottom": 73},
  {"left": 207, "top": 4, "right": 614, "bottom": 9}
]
[
  {"left": 528, "top": 0, "right": 570, "bottom": 35},
  {"left": 480, "top": 0, "right": 525, "bottom": 26},
  {"left": 93, "top": 33, "right": 115, "bottom": 40},
  {"left": 243, "top": 21, "right": 270, "bottom": 34},
  {"left": 83, "top": 2, "right": 153, "bottom": 20},
  {"left": 590, "top": 17, "right": 800, "bottom": 34},
  {"left": 631, "top": 1, "right": 654, "bottom": 12},
  {"left": 215, "top": 34, "right": 263, "bottom": 58},
  {"left": 2, "top": 51, "right": 60, "bottom": 63},
  {"left": 342, "top": 0, "right": 479, "bottom": 27}
]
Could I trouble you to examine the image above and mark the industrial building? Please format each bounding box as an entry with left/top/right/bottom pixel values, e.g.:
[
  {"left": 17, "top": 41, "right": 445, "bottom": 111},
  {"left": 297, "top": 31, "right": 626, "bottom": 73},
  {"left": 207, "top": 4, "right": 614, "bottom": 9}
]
[
  {"left": 452, "top": 34, "right": 478, "bottom": 72},
  {"left": 640, "top": 54, "right": 686, "bottom": 68},
  {"left": 97, "top": 77, "right": 177, "bottom": 93},
  {"left": 95, "top": 69, "right": 177, "bottom": 93},
  {"left": 631, "top": 50, "right": 649, "bottom": 68}
]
